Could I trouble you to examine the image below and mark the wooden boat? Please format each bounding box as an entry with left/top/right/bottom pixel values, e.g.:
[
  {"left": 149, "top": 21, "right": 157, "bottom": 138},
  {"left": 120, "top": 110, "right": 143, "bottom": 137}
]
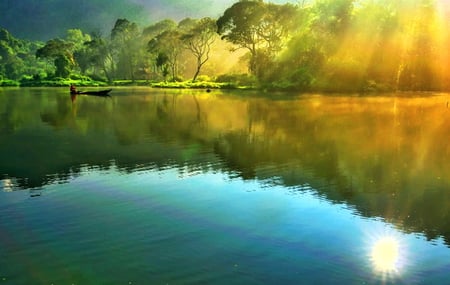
[{"left": 74, "top": 89, "right": 112, "bottom": 96}]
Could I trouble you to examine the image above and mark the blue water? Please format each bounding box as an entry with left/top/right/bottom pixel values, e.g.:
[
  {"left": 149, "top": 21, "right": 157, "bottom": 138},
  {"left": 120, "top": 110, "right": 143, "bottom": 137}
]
[{"left": 2, "top": 165, "right": 449, "bottom": 284}]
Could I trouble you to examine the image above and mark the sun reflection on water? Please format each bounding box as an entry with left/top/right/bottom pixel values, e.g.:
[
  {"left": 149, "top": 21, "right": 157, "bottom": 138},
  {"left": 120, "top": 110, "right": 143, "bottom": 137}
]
[
  {"left": 1, "top": 179, "right": 14, "bottom": 192},
  {"left": 371, "top": 236, "right": 400, "bottom": 272},
  {"left": 367, "top": 231, "right": 409, "bottom": 282}
]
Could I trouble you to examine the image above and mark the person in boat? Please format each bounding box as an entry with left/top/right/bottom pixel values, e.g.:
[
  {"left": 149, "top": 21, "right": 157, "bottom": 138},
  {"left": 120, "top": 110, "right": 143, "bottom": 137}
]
[{"left": 70, "top": 84, "right": 77, "bottom": 94}]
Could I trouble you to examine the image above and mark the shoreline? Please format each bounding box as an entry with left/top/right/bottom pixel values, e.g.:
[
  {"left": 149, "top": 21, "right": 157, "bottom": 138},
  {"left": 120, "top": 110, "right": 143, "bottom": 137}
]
[{"left": 2, "top": 79, "right": 449, "bottom": 94}]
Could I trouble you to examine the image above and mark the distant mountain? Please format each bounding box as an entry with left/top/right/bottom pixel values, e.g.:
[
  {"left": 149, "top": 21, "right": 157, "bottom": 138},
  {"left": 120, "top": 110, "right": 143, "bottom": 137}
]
[
  {"left": 0, "top": 0, "right": 151, "bottom": 41},
  {"left": 0, "top": 0, "right": 295, "bottom": 41}
]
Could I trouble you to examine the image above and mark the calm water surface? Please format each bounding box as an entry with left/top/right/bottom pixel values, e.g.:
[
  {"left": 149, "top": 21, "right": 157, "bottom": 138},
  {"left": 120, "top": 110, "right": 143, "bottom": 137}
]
[{"left": 1, "top": 87, "right": 450, "bottom": 284}]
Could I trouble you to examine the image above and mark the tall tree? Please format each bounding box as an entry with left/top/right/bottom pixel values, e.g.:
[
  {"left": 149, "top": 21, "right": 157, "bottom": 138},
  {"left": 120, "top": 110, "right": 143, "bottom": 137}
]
[
  {"left": 217, "top": 0, "right": 297, "bottom": 76},
  {"left": 66, "top": 29, "right": 92, "bottom": 75},
  {"left": 148, "top": 29, "right": 183, "bottom": 81},
  {"left": 111, "top": 18, "right": 140, "bottom": 80},
  {"left": 0, "top": 38, "right": 16, "bottom": 79},
  {"left": 217, "top": 0, "right": 265, "bottom": 74},
  {"left": 355, "top": 0, "right": 400, "bottom": 89},
  {"left": 142, "top": 19, "right": 177, "bottom": 80},
  {"left": 396, "top": 0, "right": 438, "bottom": 90},
  {"left": 181, "top": 17, "right": 217, "bottom": 81},
  {"left": 72, "top": 33, "right": 108, "bottom": 80},
  {"left": 0, "top": 28, "right": 38, "bottom": 80},
  {"left": 257, "top": 3, "right": 297, "bottom": 56}
]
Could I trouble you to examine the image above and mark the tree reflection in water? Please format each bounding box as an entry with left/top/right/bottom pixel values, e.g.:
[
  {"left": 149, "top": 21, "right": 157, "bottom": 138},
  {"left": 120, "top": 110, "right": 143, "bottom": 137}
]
[{"left": 1, "top": 88, "right": 450, "bottom": 248}]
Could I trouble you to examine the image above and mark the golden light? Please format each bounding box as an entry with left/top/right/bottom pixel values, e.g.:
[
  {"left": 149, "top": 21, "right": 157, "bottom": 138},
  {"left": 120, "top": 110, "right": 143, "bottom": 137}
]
[{"left": 371, "top": 236, "right": 400, "bottom": 272}]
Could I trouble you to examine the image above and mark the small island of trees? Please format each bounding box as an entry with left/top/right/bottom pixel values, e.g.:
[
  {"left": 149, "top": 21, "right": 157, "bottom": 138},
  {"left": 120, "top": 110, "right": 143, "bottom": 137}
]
[{"left": 1, "top": 0, "right": 449, "bottom": 92}]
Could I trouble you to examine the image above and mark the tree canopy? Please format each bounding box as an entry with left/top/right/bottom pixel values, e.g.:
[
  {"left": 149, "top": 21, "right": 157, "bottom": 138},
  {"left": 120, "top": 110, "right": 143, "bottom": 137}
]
[{"left": 1, "top": 0, "right": 449, "bottom": 92}]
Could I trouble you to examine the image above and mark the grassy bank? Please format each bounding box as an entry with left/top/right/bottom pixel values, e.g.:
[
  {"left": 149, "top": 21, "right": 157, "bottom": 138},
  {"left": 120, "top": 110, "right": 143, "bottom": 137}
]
[
  {"left": 0, "top": 74, "right": 259, "bottom": 90},
  {"left": 1, "top": 79, "right": 257, "bottom": 90}
]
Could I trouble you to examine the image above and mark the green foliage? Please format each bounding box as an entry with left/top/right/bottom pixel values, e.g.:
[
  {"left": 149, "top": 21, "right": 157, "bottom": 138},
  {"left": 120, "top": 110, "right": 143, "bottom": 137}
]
[
  {"left": 69, "top": 74, "right": 92, "bottom": 81},
  {"left": 86, "top": 73, "right": 108, "bottom": 83},
  {"left": 0, "top": 79, "right": 20, "bottom": 86},
  {"left": 267, "top": 66, "right": 315, "bottom": 91},
  {"left": 0, "top": 0, "right": 449, "bottom": 92},
  {"left": 36, "top": 39, "right": 73, "bottom": 59},
  {"left": 111, "top": 19, "right": 139, "bottom": 42},
  {"left": 0, "top": 28, "right": 38, "bottom": 80},
  {"left": 80, "top": 36, "right": 113, "bottom": 81},
  {"left": 36, "top": 39, "right": 75, "bottom": 78},
  {"left": 215, "top": 73, "right": 257, "bottom": 88},
  {"left": 20, "top": 76, "right": 106, "bottom": 87},
  {"left": 148, "top": 29, "right": 183, "bottom": 81},
  {"left": 196, "top": 75, "right": 212, "bottom": 82},
  {"left": 151, "top": 80, "right": 222, "bottom": 89},
  {"left": 217, "top": 1, "right": 297, "bottom": 75},
  {"left": 216, "top": 0, "right": 267, "bottom": 74},
  {"left": 312, "top": 0, "right": 354, "bottom": 36},
  {"left": 111, "top": 19, "right": 141, "bottom": 81},
  {"left": 54, "top": 55, "right": 72, "bottom": 78},
  {"left": 311, "top": 57, "right": 366, "bottom": 92},
  {"left": 66, "top": 29, "right": 91, "bottom": 50},
  {"left": 143, "top": 19, "right": 177, "bottom": 39}
]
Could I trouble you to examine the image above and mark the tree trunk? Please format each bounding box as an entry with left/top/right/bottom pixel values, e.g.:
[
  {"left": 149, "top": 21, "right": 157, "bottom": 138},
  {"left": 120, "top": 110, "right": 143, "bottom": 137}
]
[{"left": 192, "top": 63, "right": 201, "bottom": 82}]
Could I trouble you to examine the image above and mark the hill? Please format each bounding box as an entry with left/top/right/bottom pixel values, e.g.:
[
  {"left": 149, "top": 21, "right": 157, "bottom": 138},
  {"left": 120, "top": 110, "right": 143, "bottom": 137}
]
[{"left": 0, "top": 0, "right": 151, "bottom": 41}]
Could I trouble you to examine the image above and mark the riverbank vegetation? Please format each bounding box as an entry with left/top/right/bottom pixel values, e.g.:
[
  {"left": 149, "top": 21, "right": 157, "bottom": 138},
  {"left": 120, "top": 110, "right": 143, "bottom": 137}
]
[{"left": 1, "top": 0, "right": 449, "bottom": 92}]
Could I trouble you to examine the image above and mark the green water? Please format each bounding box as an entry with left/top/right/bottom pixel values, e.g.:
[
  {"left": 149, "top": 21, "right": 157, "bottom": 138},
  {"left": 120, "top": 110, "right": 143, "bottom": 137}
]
[{"left": 1, "top": 87, "right": 450, "bottom": 284}]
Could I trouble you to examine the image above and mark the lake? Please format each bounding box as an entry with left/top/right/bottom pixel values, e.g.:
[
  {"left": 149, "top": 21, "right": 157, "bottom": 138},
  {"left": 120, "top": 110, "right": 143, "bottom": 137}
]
[{"left": 1, "top": 87, "right": 450, "bottom": 284}]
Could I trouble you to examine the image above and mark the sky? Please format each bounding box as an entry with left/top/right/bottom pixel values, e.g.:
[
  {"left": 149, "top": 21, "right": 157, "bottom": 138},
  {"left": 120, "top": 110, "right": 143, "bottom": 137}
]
[
  {"left": 129, "top": 0, "right": 297, "bottom": 20},
  {"left": 0, "top": 0, "right": 297, "bottom": 41}
]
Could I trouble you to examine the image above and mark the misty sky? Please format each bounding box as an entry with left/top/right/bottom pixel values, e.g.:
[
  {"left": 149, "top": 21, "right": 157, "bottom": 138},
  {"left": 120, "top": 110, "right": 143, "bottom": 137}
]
[
  {"left": 129, "top": 0, "right": 297, "bottom": 19},
  {"left": 0, "top": 0, "right": 297, "bottom": 41}
]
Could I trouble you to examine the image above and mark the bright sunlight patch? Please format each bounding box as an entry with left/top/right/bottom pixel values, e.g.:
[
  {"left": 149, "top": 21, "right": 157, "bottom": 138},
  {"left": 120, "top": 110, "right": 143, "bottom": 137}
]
[{"left": 371, "top": 236, "right": 400, "bottom": 272}]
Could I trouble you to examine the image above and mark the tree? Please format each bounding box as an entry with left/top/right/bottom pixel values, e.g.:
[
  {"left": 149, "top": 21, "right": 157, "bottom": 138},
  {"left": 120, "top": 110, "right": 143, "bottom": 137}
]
[
  {"left": 65, "top": 29, "right": 92, "bottom": 75},
  {"left": 0, "top": 40, "right": 15, "bottom": 78},
  {"left": 217, "top": 0, "right": 265, "bottom": 74},
  {"left": 155, "top": 52, "right": 170, "bottom": 80},
  {"left": 142, "top": 19, "right": 177, "bottom": 40},
  {"left": 148, "top": 29, "right": 183, "bottom": 81},
  {"left": 396, "top": 0, "right": 438, "bottom": 90},
  {"left": 312, "top": 0, "right": 354, "bottom": 37},
  {"left": 181, "top": 17, "right": 217, "bottom": 81},
  {"left": 0, "top": 28, "right": 35, "bottom": 80},
  {"left": 71, "top": 32, "right": 114, "bottom": 82},
  {"left": 261, "top": 0, "right": 358, "bottom": 90},
  {"left": 142, "top": 19, "right": 177, "bottom": 80},
  {"left": 111, "top": 18, "right": 140, "bottom": 80},
  {"left": 257, "top": 3, "right": 297, "bottom": 56},
  {"left": 36, "top": 38, "right": 74, "bottom": 78},
  {"left": 350, "top": 0, "right": 401, "bottom": 90},
  {"left": 217, "top": 0, "right": 297, "bottom": 76},
  {"left": 66, "top": 29, "right": 91, "bottom": 51}
]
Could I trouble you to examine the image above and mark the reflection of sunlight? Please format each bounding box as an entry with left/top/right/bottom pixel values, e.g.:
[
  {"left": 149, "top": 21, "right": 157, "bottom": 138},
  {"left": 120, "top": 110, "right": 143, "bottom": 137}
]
[
  {"left": 365, "top": 227, "right": 409, "bottom": 281},
  {"left": 371, "top": 236, "right": 399, "bottom": 272},
  {"left": 367, "top": 228, "right": 409, "bottom": 281},
  {"left": 1, "top": 179, "right": 14, "bottom": 192}
]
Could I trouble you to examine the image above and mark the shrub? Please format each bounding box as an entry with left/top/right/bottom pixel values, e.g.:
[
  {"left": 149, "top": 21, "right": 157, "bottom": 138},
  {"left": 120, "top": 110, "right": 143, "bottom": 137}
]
[
  {"left": 215, "top": 74, "right": 257, "bottom": 87},
  {"left": 195, "top": 75, "right": 211, "bottom": 82},
  {"left": 70, "top": 74, "right": 92, "bottom": 81},
  {"left": 0, "top": 79, "right": 20, "bottom": 86}
]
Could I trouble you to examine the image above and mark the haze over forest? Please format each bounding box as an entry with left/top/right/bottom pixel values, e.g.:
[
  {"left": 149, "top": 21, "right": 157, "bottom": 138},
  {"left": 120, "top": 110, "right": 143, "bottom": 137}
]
[
  {"left": 1, "top": 0, "right": 450, "bottom": 92},
  {"left": 0, "top": 0, "right": 295, "bottom": 40}
]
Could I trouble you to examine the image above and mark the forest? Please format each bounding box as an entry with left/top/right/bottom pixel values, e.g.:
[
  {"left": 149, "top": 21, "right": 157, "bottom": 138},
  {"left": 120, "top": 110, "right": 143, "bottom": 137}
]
[{"left": 0, "top": 0, "right": 449, "bottom": 92}]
